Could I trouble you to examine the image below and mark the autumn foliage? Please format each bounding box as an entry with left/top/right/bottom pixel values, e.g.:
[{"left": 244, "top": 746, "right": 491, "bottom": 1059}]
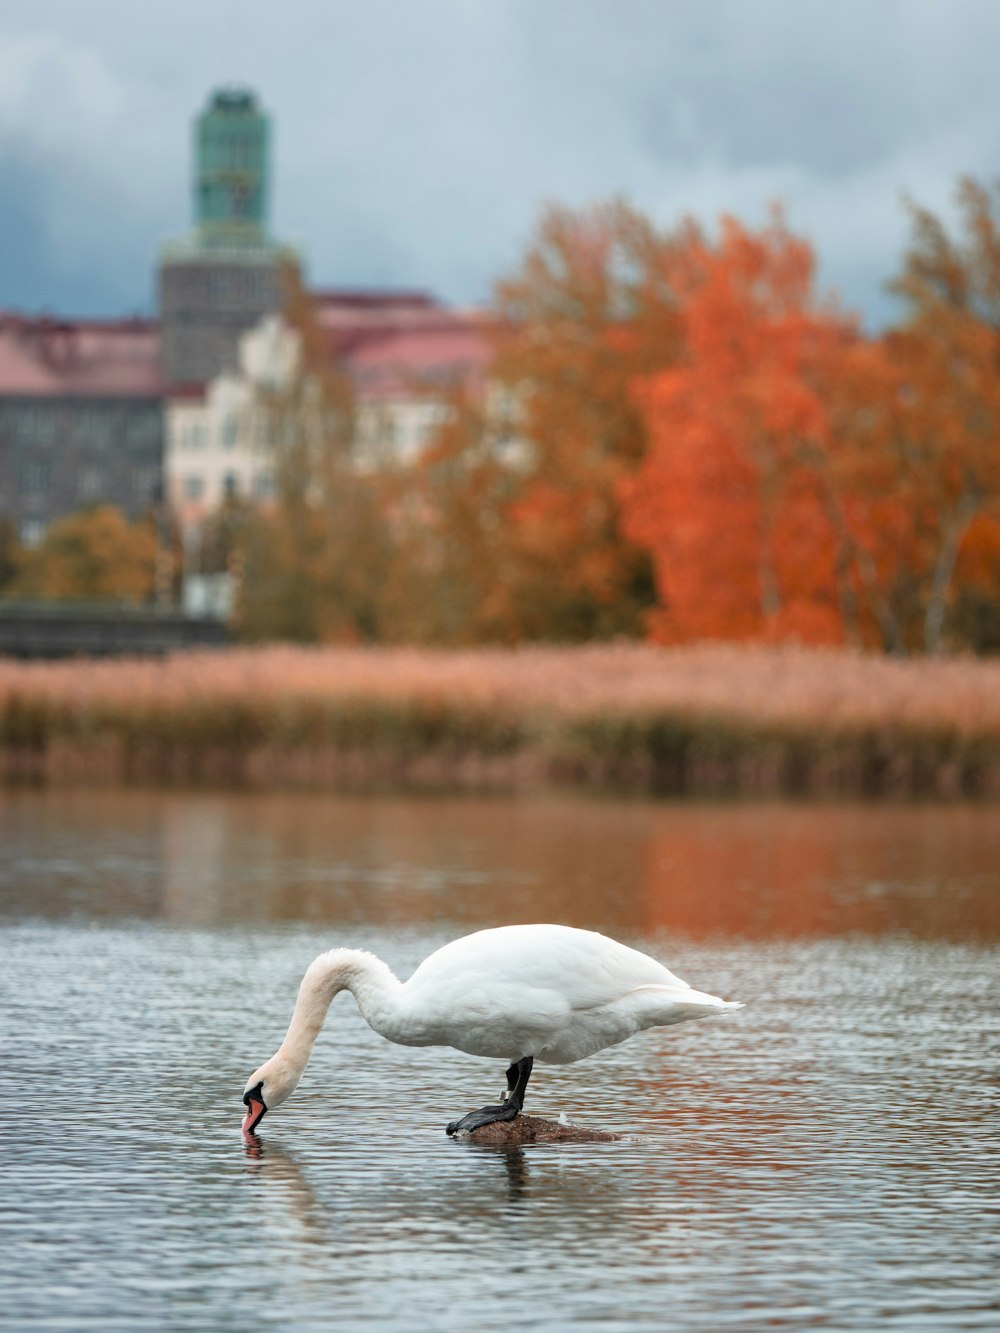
[
  {"left": 387, "top": 182, "right": 1000, "bottom": 654},
  {"left": 160, "top": 181, "right": 984, "bottom": 653},
  {"left": 9, "top": 505, "right": 158, "bottom": 603},
  {"left": 620, "top": 212, "right": 848, "bottom": 645},
  {"left": 235, "top": 263, "right": 393, "bottom": 643},
  {"left": 617, "top": 187, "right": 1000, "bottom": 654},
  {"left": 399, "top": 202, "right": 683, "bottom": 642},
  {"left": 19, "top": 184, "right": 993, "bottom": 654}
]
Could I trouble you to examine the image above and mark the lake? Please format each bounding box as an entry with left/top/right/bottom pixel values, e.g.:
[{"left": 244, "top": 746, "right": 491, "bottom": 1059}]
[{"left": 1, "top": 789, "right": 998, "bottom": 1330}]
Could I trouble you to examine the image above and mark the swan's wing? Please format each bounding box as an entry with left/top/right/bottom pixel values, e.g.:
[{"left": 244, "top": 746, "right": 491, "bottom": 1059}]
[
  {"left": 401, "top": 925, "right": 740, "bottom": 1062},
  {"left": 408, "top": 924, "right": 688, "bottom": 1011}
]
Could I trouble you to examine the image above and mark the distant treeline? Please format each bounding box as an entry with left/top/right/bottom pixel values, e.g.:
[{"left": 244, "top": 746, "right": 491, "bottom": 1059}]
[
  {"left": 215, "top": 181, "right": 1000, "bottom": 655},
  {"left": 3, "top": 180, "right": 1000, "bottom": 656}
]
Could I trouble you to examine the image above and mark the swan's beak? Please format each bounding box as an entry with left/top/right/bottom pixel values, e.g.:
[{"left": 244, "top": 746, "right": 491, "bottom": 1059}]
[{"left": 242, "top": 1087, "right": 267, "bottom": 1136}]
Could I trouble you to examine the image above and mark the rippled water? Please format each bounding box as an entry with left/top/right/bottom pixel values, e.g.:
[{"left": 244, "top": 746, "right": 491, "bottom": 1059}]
[{"left": 2, "top": 790, "right": 999, "bottom": 1330}]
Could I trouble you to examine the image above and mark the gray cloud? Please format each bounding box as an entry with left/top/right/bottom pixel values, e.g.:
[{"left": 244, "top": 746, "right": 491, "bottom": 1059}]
[{"left": 1, "top": 0, "right": 998, "bottom": 327}]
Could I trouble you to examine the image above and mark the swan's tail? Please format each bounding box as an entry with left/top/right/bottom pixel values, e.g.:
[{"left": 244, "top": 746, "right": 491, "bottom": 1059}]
[{"left": 632, "top": 984, "right": 745, "bottom": 1025}]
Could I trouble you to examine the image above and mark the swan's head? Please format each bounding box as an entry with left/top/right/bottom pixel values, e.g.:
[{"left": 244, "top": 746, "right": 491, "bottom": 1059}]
[{"left": 241, "top": 1057, "right": 299, "bottom": 1136}]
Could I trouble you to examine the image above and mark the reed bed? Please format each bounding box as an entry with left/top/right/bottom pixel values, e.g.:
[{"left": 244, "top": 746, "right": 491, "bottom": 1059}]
[{"left": 2, "top": 643, "right": 1000, "bottom": 796}]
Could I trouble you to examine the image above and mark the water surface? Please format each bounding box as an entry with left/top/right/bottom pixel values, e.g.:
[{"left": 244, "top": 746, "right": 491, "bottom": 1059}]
[{"left": 1, "top": 790, "right": 998, "bottom": 1329}]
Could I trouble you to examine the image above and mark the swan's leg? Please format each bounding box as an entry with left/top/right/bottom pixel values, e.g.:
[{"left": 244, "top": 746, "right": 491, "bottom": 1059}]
[
  {"left": 446, "top": 1056, "right": 534, "bottom": 1136},
  {"left": 500, "top": 1060, "right": 518, "bottom": 1101}
]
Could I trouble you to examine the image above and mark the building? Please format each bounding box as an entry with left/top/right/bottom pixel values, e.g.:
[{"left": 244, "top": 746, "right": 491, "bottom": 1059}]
[
  {"left": 158, "top": 88, "right": 294, "bottom": 387},
  {"left": 164, "top": 291, "right": 494, "bottom": 533},
  {"left": 0, "top": 314, "right": 165, "bottom": 546},
  {"left": 330, "top": 296, "right": 495, "bottom": 470},
  {"left": 0, "top": 86, "right": 493, "bottom": 599}
]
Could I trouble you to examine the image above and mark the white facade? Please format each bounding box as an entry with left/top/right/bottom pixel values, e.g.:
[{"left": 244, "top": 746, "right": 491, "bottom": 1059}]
[
  {"left": 164, "top": 315, "right": 299, "bottom": 532},
  {"left": 353, "top": 397, "right": 453, "bottom": 470},
  {"left": 165, "top": 309, "right": 494, "bottom": 526},
  {"left": 162, "top": 302, "right": 523, "bottom": 618},
  {"left": 164, "top": 304, "right": 508, "bottom": 544}
]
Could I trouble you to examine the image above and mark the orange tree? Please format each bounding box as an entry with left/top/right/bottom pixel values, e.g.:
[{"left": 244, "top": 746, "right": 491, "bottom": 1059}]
[
  {"left": 621, "top": 212, "right": 851, "bottom": 645},
  {"left": 411, "top": 201, "right": 685, "bottom": 642},
  {"left": 818, "top": 178, "right": 1000, "bottom": 654},
  {"left": 883, "top": 178, "right": 1000, "bottom": 653}
]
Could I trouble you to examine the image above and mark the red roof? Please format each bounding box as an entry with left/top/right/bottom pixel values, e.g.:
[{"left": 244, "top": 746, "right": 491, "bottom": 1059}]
[
  {"left": 0, "top": 295, "right": 494, "bottom": 402},
  {"left": 313, "top": 288, "right": 439, "bottom": 313},
  {"left": 0, "top": 312, "right": 166, "bottom": 398},
  {"left": 342, "top": 318, "right": 494, "bottom": 398}
]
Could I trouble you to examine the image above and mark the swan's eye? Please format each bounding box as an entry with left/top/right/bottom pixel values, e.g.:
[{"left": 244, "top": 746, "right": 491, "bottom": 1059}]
[{"left": 243, "top": 1080, "right": 264, "bottom": 1107}]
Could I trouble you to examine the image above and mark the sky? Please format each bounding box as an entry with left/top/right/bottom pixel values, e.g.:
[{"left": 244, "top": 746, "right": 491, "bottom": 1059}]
[{"left": 1, "top": 0, "right": 998, "bottom": 330}]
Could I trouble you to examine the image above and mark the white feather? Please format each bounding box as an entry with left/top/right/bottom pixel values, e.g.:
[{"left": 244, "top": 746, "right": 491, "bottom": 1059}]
[{"left": 242, "top": 924, "right": 743, "bottom": 1123}]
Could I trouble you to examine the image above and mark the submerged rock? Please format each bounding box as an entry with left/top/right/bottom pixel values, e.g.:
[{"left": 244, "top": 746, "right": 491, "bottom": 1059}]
[{"left": 458, "top": 1113, "right": 622, "bottom": 1145}]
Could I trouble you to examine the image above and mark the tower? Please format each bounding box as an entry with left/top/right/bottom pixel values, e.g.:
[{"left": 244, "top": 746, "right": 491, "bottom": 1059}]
[
  {"left": 194, "top": 88, "right": 269, "bottom": 249},
  {"left": 158, "top": 88, "right": 297, "bottom": 387}
]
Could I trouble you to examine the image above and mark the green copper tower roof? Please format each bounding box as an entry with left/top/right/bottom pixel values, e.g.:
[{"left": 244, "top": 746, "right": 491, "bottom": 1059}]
[
  {"left": 194, "top": 87, "right": 270, "bottom": 248},
  {"left": 158, "top": 87, "right": 298, "bottom": 384}
]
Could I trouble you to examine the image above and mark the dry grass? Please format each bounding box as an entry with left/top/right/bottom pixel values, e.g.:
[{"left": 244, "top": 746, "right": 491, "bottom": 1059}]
[{"left": 2, "top": 643, "right": 1000, "bottom": 796}]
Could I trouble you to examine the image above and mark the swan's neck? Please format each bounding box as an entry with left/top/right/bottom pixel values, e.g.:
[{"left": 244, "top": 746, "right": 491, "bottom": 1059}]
[{"left": 274, "top": 948, "right": 403, "bottom": 1089}]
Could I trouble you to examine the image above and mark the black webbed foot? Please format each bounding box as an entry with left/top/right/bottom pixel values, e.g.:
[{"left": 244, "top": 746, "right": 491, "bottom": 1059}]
[
  {"left": 446, "top": 1056, "right": 534, "bottom": 1136},
  {"left": 446, "top": 1100, "right": 522, "bottom": 1136}
]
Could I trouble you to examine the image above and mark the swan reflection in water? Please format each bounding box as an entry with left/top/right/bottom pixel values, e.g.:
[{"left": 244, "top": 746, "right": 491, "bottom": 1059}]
[
  {"left": 243, "top": 1134, "right": 662, "bottom": 1252},
  {"left": 244, "top": 1133, "right": 535, "bottom": 1218},
  {"left": 469, "top": 1141, "right": 530, "bottom": 1203},
  {"left": 241, "top": 1138, "right": 332, "bottom": 1249}
]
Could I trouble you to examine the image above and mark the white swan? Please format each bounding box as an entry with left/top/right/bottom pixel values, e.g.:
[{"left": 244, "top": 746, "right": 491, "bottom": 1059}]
[{"left": 241, "top": 924, "right": 743, "bottom": 1137}]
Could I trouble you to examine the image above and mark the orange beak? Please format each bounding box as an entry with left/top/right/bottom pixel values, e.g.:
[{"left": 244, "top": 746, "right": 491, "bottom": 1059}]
[{"left": 242, "top": 1095, "right": 266, "bottom": 1137}]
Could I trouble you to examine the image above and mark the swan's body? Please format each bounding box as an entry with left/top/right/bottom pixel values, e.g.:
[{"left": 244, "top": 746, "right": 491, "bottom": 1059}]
[{"left": 241, "top": 924, "right": 743, "bottom": 1137}]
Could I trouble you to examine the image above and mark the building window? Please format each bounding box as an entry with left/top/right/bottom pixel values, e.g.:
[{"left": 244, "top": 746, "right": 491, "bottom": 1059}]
[
  {"left": 25, "top": 408, "right": 56, "bottom": 444},
  {"left": 74, "top": 409, "right": 107, "bottom": 446},
  {"left": 126, "top": 412, "right": 160, "bottom": 446},
  {"left": 222, "top": 472, "right": 239, "bottom": 500},
  {"left": 16, "top": 406, "right": 40, "bottom": 440},
  {"left": 20, "top": 518, "right": 47, "bottom": 547},
  {"left": 253, "top": 472, "right": 275, "bottom": 500},
  {"left": 19, "top": 459, "right": 51, "bottom": 493},
  {"left": 221, "top": 415, "right": 239, "bottom": 448},
  {"left": 379, "top": 412, "right": 397, "bottom": 446},
  {"left": 133, "top": 466, "right": 161, "bottom": 502},
  {"left": 78, "top": 465, "right": 105, "bottom": 500},
  {"left": 184, "top": 474, "right": 205, "bottom": 500}
]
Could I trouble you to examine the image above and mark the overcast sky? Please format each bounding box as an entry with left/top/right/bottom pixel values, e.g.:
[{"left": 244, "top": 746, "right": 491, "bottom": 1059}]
[{"left": 1, "top": 0, "right": 997, "bottom": 329}]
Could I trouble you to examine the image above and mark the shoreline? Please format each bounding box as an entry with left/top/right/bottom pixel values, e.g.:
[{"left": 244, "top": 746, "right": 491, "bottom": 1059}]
[{"left": 2, "top": 643, "right": 1000, "bottom": 798}]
